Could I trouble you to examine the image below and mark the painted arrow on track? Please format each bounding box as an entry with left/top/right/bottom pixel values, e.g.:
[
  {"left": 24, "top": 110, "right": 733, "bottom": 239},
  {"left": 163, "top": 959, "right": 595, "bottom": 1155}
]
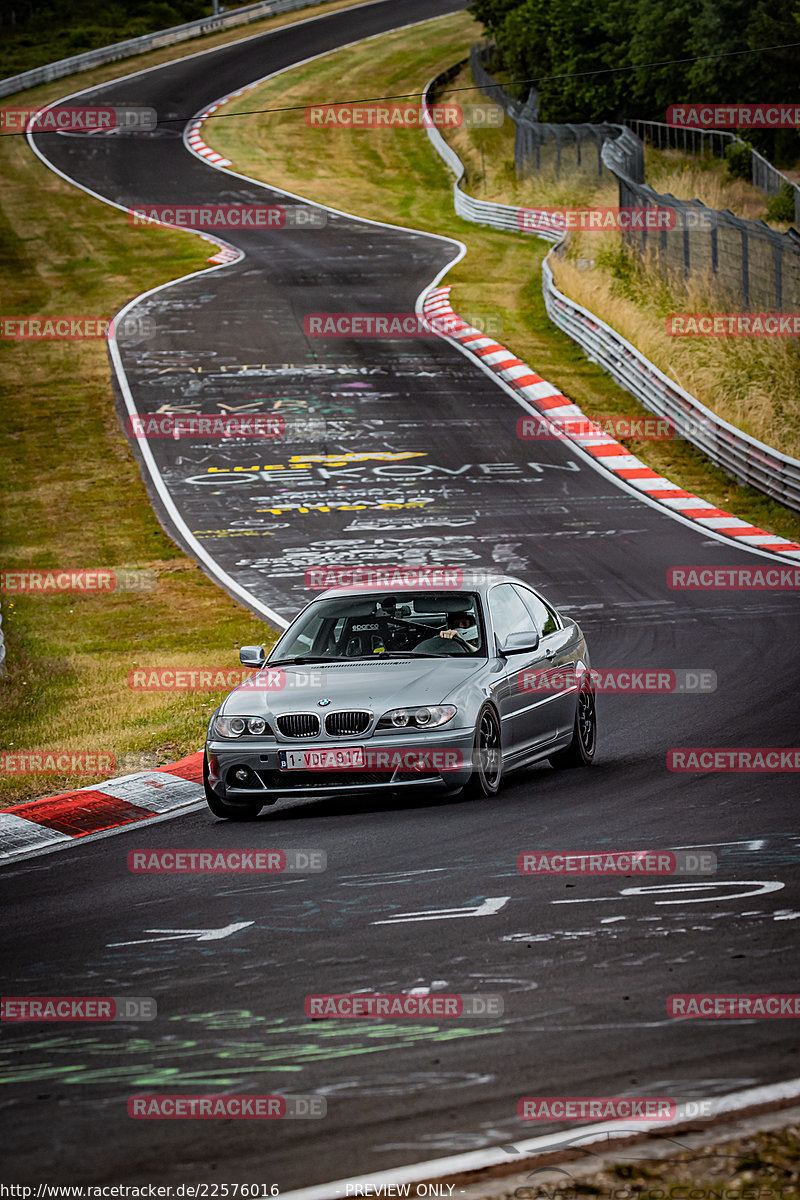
[
  {"left": 372, "top": 896, "right": 510, "bottom": 924},
  {"left": 107, "top": 921, "right": 254, "bottom": 946}
]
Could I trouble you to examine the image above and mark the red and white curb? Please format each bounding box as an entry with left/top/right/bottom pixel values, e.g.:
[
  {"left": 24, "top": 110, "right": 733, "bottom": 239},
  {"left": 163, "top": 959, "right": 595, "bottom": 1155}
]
[
  {"left": 185, "top": 101, "right": 232, "bottom": 167},
  {"left": 136, "top": 99, "right": 240, "bottom": 261},
  {"left": 423, "top": 287, "right": 800, "bottom": 559},
  {"left": 0, "top": 753, "right": 204, "bottom": 865},
  {"left": 182, "top": 82, "right": 259, "bottom": 172}
]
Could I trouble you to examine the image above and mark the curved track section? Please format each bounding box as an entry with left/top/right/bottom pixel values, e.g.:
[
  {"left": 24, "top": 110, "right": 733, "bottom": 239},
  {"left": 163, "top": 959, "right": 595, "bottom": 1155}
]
[{"left": 3, "top": 0, "right": 798, "bottom": 1190}]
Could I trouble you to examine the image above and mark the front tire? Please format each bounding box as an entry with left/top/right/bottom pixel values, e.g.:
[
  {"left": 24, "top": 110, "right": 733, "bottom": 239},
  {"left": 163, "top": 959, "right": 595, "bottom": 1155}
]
[
  {"left": 465, "top": 705, "right": 503, "bottom": 797},
  {"left": 203, "top": 753, "right": 263, "bottom": 820},
  {"left": 549, "top": 681, "right": 596, "bottom": 769}
]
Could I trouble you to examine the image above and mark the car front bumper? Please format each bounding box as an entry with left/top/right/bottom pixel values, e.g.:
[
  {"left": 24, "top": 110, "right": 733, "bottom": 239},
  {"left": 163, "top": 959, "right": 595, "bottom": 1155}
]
[{"left": 205, "top": 726, "right": 477, "bottom": 803}]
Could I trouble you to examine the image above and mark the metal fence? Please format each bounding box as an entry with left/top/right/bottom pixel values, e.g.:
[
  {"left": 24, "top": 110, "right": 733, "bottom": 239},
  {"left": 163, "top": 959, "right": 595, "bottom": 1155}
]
[
  {"left": 424, "top": 67, "right": 563, "bottom": 240},
  {"left": 469, "top": 43, "right": 538, "bottom": 122},
  {"left": 470, "top": 44, "right": 624, "bottom": 183},
  {"left": 0, "top": 0, "right": 337, "bottom": 99},
  {"left": 470, "top": 44, "right": 800, "bottom": 312},
  {"left": 608, "top": 131, "right": 800, "bottom": 312},
  {"left": 422, "top": 69, "right": 800, "bottom": 514},
  {"left": 627, "top": 119, "right": 800, "bottom": 226}
]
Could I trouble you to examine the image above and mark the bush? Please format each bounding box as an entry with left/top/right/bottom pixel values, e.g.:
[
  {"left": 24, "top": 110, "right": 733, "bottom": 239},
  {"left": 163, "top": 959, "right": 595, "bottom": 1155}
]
[
  {"left": 766, "top": 182, "right": 797, "bottom": 225},
  {"left": 724, "top": 141, "right": 752, "bottom": 181},
  {"left": 65, "top": 25, "right": 109, "bottom": 51}
]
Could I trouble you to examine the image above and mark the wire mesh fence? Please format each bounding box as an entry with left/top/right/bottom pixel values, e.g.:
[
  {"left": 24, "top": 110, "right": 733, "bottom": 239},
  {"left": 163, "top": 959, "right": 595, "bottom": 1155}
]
[
  {"left": 470, "top": 44, "right": 800, "bottom": 311},
  {"left": 609, "top": 131, "right": 800, "bottom": 312},
  {"left": 423, "top": 69, "right": 800, "bottom": 513},
  {"left": 627, "top": 119, "right": 800, "bottom": 224},
  {"left": 470, "top": 44, "right": 624, "bottom": 183}
]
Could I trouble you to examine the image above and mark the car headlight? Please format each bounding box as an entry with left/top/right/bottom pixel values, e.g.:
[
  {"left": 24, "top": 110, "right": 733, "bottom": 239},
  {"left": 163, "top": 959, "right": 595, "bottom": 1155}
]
[
  {"left": 377, "top": 705, "right": 457, "bottom": 730},
  {"left": 213, "top": 715, "right": 271, "bottom": 738}
]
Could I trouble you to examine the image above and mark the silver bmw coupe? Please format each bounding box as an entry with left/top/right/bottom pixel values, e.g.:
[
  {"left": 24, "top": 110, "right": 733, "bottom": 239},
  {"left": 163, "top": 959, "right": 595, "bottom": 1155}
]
[{"left": 203, "top": 572, "right": 596, "bottom": 818}]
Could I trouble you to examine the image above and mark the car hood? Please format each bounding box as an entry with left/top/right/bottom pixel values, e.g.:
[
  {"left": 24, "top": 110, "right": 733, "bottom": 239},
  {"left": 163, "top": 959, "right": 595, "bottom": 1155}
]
[{"left": 221, "top": 657, "right": 483, "bottom": 717}]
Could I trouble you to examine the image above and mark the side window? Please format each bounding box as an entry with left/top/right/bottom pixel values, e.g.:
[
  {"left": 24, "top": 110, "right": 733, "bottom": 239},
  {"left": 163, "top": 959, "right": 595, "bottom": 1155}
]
[
  {"left": 515, "top": 586, "right": 559, "bottom": 636},
  {"left": 329, "top": 616, "right": 347, "bottom": 650},
  {"left": 299, "top": 614, "right": 325, "bottom": 653},
  {"left": 488, "top": 584, "right": 538, "bottom": 640}
]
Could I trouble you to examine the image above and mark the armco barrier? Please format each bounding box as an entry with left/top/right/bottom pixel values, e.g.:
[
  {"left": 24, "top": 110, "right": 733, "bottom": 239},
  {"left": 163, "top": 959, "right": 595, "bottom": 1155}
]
[
  {"left": 423, "top": 65, "right": 563, "bottom": 242},
  {"left": 542, "top": 261, "right": 800, "bottom": 511},
  {"left": 422, "top": 70, "right": 800, "bottom": 513},
  {"left": 0, "top": 0, "right": 339, "bottom": 99},
  {"left": 470, "top": 45, "right": 800, "bottom": 314}
]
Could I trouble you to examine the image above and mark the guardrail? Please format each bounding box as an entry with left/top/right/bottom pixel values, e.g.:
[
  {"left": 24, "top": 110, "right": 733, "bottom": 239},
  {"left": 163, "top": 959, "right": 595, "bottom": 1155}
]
[
  {"left": 0, "top": 0, "right": 335, "bottom": 99},
  {"left": 423, "top": 66, "right": 563, "bottom": 242},
  {"left": 472, "top": 48, "right": 800, "bottom": 313},
  {"left": 626, "top": 118, "right": 800, "bottom": 227},
  {"left": 422, "top": 69, "right": 800, "bottom": 513},
  {"left": 542, "top": 257, "right": 800, "bottom": 510}
]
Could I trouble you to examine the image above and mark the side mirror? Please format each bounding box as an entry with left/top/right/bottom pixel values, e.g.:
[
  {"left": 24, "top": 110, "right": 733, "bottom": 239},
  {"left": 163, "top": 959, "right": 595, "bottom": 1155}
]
[
  {"left": 500, "top": 630, "right": 540, "bottom": 655},
  {"left": 239, "top": 645, "right": 266, "bottom": 667}
]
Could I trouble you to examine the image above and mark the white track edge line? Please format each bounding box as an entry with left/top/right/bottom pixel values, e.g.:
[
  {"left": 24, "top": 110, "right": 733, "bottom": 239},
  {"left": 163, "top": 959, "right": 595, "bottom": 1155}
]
[
  {"left": 25, "top": 4, "right": 468, "bottom": 629},
  {"left": 9, "top": 0, "right": 396, "bottom": 106},
  {"left": 278, "top": 1077, "right": 800, "bottom": 1200}
]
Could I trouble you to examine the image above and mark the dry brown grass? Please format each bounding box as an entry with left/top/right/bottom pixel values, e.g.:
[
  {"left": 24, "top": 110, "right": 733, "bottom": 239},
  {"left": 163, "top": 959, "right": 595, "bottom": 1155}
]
[
  {"left": 551, "top": 235, "right": 800, "bottom": 455},
  {"left": 646, "top": 153, "right": 773, "bottom": 221}
]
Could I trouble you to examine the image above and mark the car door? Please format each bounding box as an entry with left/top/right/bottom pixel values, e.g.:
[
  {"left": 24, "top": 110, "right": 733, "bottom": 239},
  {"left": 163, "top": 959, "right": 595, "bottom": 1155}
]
[
  {"left": 487, "top": 583, "right": 561, "bottom": 754},
  {"left": 514, "top": 584, "right": 579, "bottom": 736}
]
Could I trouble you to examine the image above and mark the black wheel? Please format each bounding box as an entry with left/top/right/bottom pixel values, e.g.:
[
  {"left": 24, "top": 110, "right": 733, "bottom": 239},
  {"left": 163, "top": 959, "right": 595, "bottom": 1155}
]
[
  {"left": 203, "top": 753, "right": 263, "bottom": 820},
  {"left": 465, "top": 705, "right": 503, "bottom": 797},
  {"left": 549, "top": 681, "right": 596, "bottom": 769}
]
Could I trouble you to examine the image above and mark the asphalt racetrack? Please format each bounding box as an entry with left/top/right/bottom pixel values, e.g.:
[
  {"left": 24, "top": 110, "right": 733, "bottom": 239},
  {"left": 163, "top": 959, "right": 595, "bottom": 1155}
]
[{"left": 2, "top": 0, "right": 799, "bottom": 1188}]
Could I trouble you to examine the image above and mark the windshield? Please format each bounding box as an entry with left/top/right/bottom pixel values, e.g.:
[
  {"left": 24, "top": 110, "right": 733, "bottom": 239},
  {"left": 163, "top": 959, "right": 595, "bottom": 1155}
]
[{"left": 270, "top": 592, "right": 486, "bottom": 661}]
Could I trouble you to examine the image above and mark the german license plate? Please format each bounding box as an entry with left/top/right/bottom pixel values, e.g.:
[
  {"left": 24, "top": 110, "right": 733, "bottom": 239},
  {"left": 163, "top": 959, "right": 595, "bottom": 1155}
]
[{"left": 279, "top": 746, "right": 365, "bottom": 771}]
